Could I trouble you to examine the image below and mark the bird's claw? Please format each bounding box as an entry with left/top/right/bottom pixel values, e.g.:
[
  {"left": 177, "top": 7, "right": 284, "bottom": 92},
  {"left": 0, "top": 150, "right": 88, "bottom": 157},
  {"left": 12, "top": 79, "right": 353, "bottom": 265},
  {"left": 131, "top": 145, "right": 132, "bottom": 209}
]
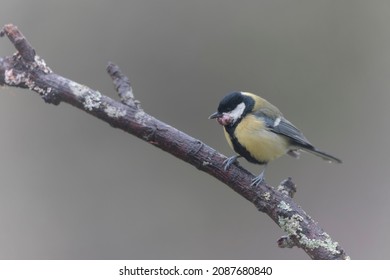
[
  {"left": 223, "top": 155, "right": 239, "bottom": 171},
  {"left": 250, "top": 168, "right": 266, "bottom": 187}
]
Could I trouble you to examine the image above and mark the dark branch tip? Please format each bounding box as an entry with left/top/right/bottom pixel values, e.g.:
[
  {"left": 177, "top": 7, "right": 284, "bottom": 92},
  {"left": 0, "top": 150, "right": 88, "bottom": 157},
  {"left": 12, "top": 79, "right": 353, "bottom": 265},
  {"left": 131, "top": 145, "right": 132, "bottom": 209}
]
[
  {"left": 276, "top": 177, "right": 297, "bottom": 198},
  {"left": 106, "top": 62, "right": 141, "bottom": 108}
]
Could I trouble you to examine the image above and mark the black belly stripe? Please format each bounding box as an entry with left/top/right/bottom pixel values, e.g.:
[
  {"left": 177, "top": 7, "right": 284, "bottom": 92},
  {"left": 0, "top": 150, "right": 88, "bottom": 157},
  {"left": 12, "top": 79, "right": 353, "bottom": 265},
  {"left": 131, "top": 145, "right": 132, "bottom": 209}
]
[{"left": 224, "top": 125, "right": 267, "bottom": 165}]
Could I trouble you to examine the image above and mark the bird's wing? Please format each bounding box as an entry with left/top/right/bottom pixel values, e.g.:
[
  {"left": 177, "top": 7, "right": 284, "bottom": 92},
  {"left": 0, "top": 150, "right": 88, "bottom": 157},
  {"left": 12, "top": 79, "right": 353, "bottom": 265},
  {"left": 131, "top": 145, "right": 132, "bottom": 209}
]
[
  {"left": 254, "top": 109, "right": 313, "bottom": 148},
  {"left": 254, "top": 108, "right": 342, "bottom": 163}
]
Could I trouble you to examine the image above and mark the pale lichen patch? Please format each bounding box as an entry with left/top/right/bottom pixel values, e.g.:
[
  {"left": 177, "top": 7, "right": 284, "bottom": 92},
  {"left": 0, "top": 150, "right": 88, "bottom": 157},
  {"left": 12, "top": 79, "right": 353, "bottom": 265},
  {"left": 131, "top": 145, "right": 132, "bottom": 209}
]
[
  {"left": 33, "top": 55, "right": 52, "bottom": 74},
  {"left": 300, "top": 232, "right": 340, "bottom": 255},
  {"left": 4, "top": 69, "right": 52, "bottom": 96},
  {"left": 68, "top": 82, "right": 102, "bottom": 111},
  {"left": 279, "top": 201, "right": 292, "bottom": 212},
  {"left": 279, "top": 213, "right": 342, "bottom": 256},
  {"left": 135, "top": 110, "right": 152, "bottom": 126},
  {"left": 32, "top": 85, "right": 47, "bottom": 95},
  {"left": 4, "top": 69, "right": 27, "bottom": 85},
  {"left": 276, "top": 184, "right": 289, "bottom": 196},
  {"left": 68, "top": 82, "right": 89, "bottom": 98},
  {"left": 278, "top": 214, "right": 303, "bottom": 235},
  {"left": 104, "top": 104, "right": 127, "bottom": 118},
  {"left": 84, "top": 90, "right": 102, "bottom": 111},
  {"left": 261, "top": 191, "right": 271, "bottom": 201}
]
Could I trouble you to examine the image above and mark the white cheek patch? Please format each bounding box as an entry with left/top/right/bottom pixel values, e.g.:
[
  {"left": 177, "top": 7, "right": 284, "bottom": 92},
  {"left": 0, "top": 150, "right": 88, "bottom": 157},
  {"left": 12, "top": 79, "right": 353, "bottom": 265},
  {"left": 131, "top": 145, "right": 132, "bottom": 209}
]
[{"left": 228, "top": 102, "right": 246, "bottom": 123}]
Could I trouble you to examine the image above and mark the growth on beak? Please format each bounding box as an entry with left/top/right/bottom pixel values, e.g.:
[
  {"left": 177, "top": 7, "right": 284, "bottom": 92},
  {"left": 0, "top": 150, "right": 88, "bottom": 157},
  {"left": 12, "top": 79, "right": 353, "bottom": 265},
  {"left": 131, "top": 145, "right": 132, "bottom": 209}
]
[{"left": 209, "top": 112, "right": 233, "bottom": 126}]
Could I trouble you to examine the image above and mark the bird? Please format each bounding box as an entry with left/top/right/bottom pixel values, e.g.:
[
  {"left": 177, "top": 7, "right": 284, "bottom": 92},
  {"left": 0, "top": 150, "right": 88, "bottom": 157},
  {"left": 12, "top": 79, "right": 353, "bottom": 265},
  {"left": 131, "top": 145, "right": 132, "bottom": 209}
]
[{"left": 209, "top": 91, "right": 342, "bottom": 186}]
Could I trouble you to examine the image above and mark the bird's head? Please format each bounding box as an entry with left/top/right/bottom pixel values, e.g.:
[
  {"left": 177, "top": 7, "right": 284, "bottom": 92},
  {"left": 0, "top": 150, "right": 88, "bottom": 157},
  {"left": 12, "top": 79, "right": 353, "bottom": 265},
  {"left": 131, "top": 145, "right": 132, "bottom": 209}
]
[{"left": 209, "top": 91, "right": 254, "bottom": 126}]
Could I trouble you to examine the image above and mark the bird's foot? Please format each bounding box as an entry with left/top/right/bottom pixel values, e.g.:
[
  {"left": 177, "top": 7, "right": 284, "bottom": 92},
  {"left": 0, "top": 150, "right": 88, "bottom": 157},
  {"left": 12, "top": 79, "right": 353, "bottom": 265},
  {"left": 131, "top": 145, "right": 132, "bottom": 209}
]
[
  {"left": 250, "top": 168, "right": 266, "bottom": 187},
  {"left": 223, "top": 155, "right": 240, "bottom": 171}
]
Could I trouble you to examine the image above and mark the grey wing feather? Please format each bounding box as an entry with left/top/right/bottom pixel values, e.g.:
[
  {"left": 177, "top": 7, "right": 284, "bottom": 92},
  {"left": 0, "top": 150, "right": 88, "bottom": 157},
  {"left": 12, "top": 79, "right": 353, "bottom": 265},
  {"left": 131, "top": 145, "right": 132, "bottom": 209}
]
[
  {"left": 254, "top": 110, "right": 312, "bottom": 147},
  {"left": 254, "top": 110, "right": 342, "bottom": 163},
  {"left": 271, "top": 118, "right": 312, "bottom": 147}
]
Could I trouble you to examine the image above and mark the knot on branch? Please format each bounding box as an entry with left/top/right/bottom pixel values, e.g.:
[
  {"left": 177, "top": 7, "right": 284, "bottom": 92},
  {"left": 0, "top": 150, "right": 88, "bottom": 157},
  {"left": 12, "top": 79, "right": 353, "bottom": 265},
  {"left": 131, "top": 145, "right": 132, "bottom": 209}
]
[
  {"left": 276, "top": 177, "right": 296, "bottom": 198},
  {"left": 277, "top": 235, "right": 296, "bottom": 248}
]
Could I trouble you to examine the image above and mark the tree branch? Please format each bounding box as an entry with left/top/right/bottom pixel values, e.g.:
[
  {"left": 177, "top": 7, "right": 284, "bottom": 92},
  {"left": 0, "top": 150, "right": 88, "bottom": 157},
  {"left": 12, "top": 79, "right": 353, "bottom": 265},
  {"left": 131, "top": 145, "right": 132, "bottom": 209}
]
[{"left": 0, "top": 24, "right": 349, "bottom": 260}]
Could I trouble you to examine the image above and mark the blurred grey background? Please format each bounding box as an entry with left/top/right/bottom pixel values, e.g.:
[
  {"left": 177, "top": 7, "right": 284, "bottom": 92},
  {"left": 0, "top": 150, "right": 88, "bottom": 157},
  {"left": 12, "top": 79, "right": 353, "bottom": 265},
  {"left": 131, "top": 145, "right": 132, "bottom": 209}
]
[{"left": 0, "top": 0, "right": 388, "bottom": 259}]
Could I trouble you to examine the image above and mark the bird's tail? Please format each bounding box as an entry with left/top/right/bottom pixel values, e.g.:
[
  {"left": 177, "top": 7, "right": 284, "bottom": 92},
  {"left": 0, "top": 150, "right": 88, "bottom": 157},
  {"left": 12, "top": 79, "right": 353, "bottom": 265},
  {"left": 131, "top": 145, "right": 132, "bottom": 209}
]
[{"left": 301, "top": 146, "right": 342, "bottom": 163}]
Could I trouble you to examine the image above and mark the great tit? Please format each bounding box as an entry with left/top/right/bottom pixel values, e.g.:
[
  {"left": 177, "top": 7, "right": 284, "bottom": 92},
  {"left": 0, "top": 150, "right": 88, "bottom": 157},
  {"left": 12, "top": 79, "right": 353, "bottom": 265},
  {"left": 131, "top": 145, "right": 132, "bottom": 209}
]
[{"left": 209, "top": 91, "right": 342, "bottom": 186}]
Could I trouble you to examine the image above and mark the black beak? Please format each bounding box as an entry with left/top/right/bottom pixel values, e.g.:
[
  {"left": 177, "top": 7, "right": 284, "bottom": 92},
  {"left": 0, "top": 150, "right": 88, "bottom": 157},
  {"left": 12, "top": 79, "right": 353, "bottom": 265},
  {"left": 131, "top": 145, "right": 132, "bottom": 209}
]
[{"left": 209, "top": 112, "right": 222, "bottom": 119}]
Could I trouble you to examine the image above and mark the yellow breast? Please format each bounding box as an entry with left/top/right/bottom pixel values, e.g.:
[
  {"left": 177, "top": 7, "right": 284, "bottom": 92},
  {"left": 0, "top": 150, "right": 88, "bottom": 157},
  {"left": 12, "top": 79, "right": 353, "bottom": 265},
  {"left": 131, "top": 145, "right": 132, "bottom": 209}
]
[{"left": 225, "top": 114, "right": 289, "bottom": 163}]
